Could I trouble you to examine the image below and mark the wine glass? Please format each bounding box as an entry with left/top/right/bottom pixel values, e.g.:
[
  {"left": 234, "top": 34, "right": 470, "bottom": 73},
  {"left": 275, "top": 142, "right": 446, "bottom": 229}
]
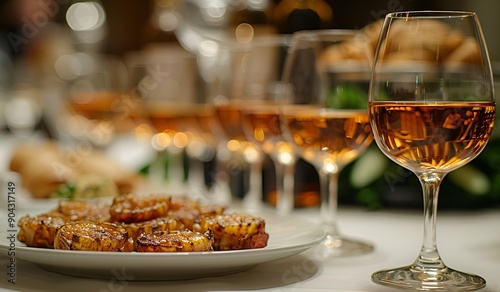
[
  {"left": 242, "top": 83, "right": 297, "bottom": 215},
  {"left": 369, "top": 11, "right": 495, "bottom": 290},
  {"left": 63, "top": 54, "right": 129, "bottom": 148},
  {"left": 280, "top": 29, "right": 374, "bottom": 256},
  {"left": 239, "top": 35, "right": 297, "bottom": 215},
  {"left": 126, "top": 46, "right": 204, "bottom": 192},
  {"left": 209, "top": 36, "right": 291, "bottom": 210}
]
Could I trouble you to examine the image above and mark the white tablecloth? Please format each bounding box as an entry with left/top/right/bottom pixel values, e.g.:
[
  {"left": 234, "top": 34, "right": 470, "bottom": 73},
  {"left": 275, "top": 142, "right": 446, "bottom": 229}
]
[{"left": 1, "top": 206, "right": 499, "bottom": 292}]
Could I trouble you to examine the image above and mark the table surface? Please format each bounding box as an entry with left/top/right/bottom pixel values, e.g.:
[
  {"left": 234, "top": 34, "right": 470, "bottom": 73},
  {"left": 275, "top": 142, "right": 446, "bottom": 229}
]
[{"left": 1, "top": 204, "right": 499, "bottom": 292}]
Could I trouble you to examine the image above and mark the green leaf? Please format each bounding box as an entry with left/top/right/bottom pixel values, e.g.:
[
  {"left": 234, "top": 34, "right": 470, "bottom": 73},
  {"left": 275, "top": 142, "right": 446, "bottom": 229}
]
[
  {"left": 53, "top": 183, "right": 76, "bottom": 199},
  {"left": 326, "top": 83, "right": 368, "bottom": 109}
]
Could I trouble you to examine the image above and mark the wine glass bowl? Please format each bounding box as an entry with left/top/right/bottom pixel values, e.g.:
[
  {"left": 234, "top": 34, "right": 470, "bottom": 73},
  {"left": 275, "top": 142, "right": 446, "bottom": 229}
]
[
  {"left": 369, "top": 11, "right": 495, "bottom": 290},
  {"left": 210, "top": 35, "right": 294, "bottom": 210},
  {"left": 282, "top": 105, "right": 373, "bottom": 171},
  {"left": 281, "top": 29, "right": 374, "bottom": 256},
  {"left": 66, "top": 90, "right": 120, "bottom": 146},
  {"left": 146, "top": 99, "right": 217, "bottom": 192},
  {"left": 63, "top": 55, "right": 130, "bottom": 148}
]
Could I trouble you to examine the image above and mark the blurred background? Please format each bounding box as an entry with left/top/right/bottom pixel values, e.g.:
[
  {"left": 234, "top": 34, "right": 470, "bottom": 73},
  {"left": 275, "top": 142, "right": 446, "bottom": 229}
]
[
  {"left": 1, "top": 0, "right": 494, "bottom": 59},
  {"left": 1, "top": 0, "right": 500, "bottom": 210}
]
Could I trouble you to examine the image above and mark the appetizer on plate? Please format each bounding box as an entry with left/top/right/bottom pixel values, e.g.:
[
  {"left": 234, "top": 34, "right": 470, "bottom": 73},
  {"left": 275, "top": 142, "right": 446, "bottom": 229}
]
[{"left": 17, "top": 194, "right": 269, "bottom": 252}]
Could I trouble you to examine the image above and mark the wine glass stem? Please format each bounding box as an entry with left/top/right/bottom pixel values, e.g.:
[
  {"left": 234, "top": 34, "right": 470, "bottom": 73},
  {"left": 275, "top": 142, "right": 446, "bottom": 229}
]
[
  {"left": 244, "top": 159, "right": 263, "bottom": 209},
  {"left": 208, "top": 146, "right": 232, "bottom": 205},
  {"left": 167, "top": 149, "right": 186, "bottom": 186},
  {"left": 274, "top": 160, "right": 295, "bottom": 215},
  {"left": 186, "top": 158, "right": 206, "bottom": 194},
  {"left": 414, "top": 172, "right": 446, "bottom": 270},
  {"left": 150, "top": 150, "right": 167, "bottom": 184},
  {"left": 319, "top": 169, "right": 340, "bottom": 236}
]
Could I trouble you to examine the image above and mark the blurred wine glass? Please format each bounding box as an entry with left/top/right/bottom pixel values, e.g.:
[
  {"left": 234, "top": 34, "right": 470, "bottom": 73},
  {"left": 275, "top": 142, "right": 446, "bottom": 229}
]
[
  {"left": 3, "top": 85, "right": 44, "bottom": 138},
  {"left": 61, "top": 53, "right": 130, "bottom": 148},
  {"left": 212, "top": 97, "right": 266, "bottom": 209},
  {"left": 238, "top": 35, "right": 297, "bottom": 215},
  {"left": 208, "top": 35, "right": 296, "bottom": 210},
  {"left": 242, "top": 85, "right": 297, "bottom": 215},
  {"left": 126, "top": 45, "right": 212, "bottom": 193},
  {"left": 146, "top": 101, "right": 215, "bottom": 194},
  {"left": 185, "top": 103, "right": 220, "bottom": 198},
  {"left": 281, "top": 29, "right": 374, "bottom": 256}
]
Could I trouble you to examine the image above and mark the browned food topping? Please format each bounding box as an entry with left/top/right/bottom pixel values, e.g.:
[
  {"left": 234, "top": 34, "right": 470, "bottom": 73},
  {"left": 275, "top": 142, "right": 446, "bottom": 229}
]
[
  {"left": 109, "top": 193, "right": 171, "bottom": 223},
  {"left": 167, "top": 197, "right": 226, "bottom": 230},
  {"left": 120, "top": 216, "right": 186, "bottom": 240},
  {"left": 18, "top": 212, "right": 71, "bottom": 248},
  {"left": 56, "top": 199, "right": 111, "bottom": 221},
  {"left": 194, "top": 213, "right": 269, "bottom": 250},
  {"left": 136, "top": 230, "right": 214, "bottom": 252},
  {"left": 54, "top": 221, "right": 134, "bottom": 252}
]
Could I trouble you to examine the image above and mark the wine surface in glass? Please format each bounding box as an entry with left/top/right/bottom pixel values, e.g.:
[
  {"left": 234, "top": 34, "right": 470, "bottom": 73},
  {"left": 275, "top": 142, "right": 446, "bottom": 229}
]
[
  {"left": 282, "top": 106, "right": 373, "bottom": 168},
  {"left": 243, "top": 106, "right": 288, "bottom": 152},
  {"left": 370, "top": 102, "right": 496, "bottom": 173},
  {"left": 69, "top": 91, "right": 120, "bottom": 120},
  {"left": 147, "top": 105, "right": 200, "bottom": 134},
  {"left": 215, "top": 103, "right": 248, "bottom": 142}
]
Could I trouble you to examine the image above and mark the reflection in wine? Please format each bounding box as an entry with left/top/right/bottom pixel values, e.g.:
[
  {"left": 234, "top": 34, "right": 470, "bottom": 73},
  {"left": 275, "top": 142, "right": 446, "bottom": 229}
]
[
  {"left": 370, "top": 102, "right": 496, "bottom": 173},
  {"left": 282, "top": 106, "right": 373, "bottom": 171}
]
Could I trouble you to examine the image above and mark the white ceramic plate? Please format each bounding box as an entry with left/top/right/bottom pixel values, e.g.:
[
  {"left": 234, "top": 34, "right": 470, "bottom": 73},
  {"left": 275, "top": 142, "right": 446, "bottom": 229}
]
[{"left": 0, "top": 211, "right": 325, "bottom": 281}]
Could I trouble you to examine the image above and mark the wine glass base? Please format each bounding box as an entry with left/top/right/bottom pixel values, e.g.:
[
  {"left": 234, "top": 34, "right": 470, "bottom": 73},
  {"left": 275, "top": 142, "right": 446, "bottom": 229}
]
[
  {"left": 320, "top": 234, "right": 374, "bottom": 257},
  {"left": 371, "top": 265, "right": 486, "bottom": 291}
]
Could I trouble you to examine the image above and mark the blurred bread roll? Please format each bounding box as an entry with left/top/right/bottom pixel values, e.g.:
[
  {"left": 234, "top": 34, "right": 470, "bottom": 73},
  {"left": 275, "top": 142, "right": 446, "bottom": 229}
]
[
  {"left": 444, "top": 37, "right": 482, "bottom": 65},
  {"left": 381, "top": 20, "right": 464, "bottom": 63},
  {"left": 9, "top": 141, "right": 138, "bottom": 198},
  {"left": 365, "top": 18, "right": 482, "bottom": 67},
  {"left": 318, "top": 32, "right": 372, "bottom": 70},
  {"left": 383, "top": 49, "right": 438, "bottom": 63},
  {"left": 359, "top": 19, "right": 384, "bottom": 54},
  {"left": 76, "top": 150, "right": 136, "bottom": 195},
  {"left": 9, "top": 142, "right": 75, "bottom": 198}
]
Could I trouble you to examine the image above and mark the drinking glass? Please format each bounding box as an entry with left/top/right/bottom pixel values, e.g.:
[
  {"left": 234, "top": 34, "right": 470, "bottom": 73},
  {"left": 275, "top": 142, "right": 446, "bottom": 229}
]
[
  {"left": 281, "top": 29, "right": 374, "bottom": 256},
  {"left": 369, "top": 11, "right": 495, "bottom": 290},
  {"left": 213, "top": 95, "right": 265, "bottom": 209},
  {"left": 126, "top": 47, "right": 204, "bottom": 191},
  {"left": 239, "top": 35, "right": 297, "bottom": 215},
  {"left": 209, "top": 36, "right": 293, "bottom": 210},
  {"left": 63, "top": 54, "right": 129, "bottom": 148},
  {"left": 242, "top": 85, "right": 297, "bottom": 215}
]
